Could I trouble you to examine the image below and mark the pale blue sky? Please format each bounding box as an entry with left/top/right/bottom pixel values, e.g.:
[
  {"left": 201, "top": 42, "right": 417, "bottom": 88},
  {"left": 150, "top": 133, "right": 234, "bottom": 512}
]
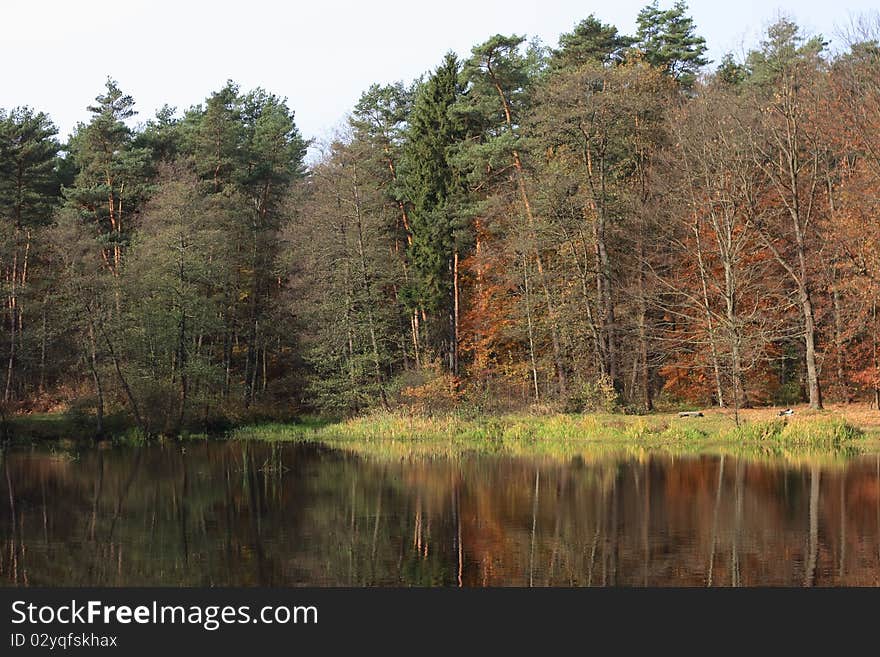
[{"left": 2, "top": 0, "right": 877, "bottom": 153}]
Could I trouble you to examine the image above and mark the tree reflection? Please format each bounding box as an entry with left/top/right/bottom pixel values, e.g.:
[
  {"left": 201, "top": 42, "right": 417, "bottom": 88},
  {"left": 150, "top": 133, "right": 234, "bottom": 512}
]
[{"left": 1, "top": 442, "right": 879, "bottom": 586}]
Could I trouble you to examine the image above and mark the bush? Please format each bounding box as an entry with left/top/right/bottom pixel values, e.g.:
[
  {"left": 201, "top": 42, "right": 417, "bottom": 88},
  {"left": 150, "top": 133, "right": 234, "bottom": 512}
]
[
  {"left": 730, "top": 420, "right": 786, "bottom": 442},
  {"left": 564, "top": 374, "right": 619, "bottom": 413},
  {"left": 773, "top": 379, "right": 803, "bottom": 407},
  {"left": 729, "top": 418, "right": 863, "bottom": 445},
  {"left": 64, "top": 396, "right": 101, "bottom": 431},
  {"left": 397, "top": 363, "right": 463, "bottom": 415},
  {"left": 780, "top": 418, "right": 863, "bottom": 445}
]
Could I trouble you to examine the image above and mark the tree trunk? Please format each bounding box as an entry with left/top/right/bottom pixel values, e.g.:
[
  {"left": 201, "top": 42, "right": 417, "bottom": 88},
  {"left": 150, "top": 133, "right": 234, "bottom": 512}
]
[
  {"left": 693, "top": 224, "right": 724, "bottom": 407},
  {"left": 244, "top": 227, "right": 260, "bottom": 408},
  {"left": 96, "top": 316, "right": 147, "bottom": 436},
  {"left": 831, "top": 285, "right": 847, "bottom": 401},
  {"left": 4, "top": 251, "right": 18, "bottom": 403},
  {"left": 522, "top": 255, "right": 540, "bottom": 403},
  {"left": 873, "top": 301, "right": 879, "bottom": 410},
  {"left": 453, "top": 249, "right": 460, "bottom": 377},
  {"left": 38, "top": 300, "right": 47, "bottom": 395},
  {"left": 411, "top": 311, "right": 421, "bottom": 369},
  {"left": 595, "top": 206, "right": 618, "bottom": 391},
  {"left": 352, "top": 163, "right": 389, "bottom": 409},
  {"left": 176, "top": 312, "right": 187, "bottom": 435},
  {"left": 87, "top": 322, "right": 104, "bottom": 438},
  {"left": 637, "top": 238, "right": 652, "bottom": 412},
  {"left": 489, "top": 70, "right": 566, "bottom": 395},
  {"left": 722, "top": 253, "right": 747, "bottom": 424},
  {"left": 800, "top": 282, "right": 823, "bottom": 409}
]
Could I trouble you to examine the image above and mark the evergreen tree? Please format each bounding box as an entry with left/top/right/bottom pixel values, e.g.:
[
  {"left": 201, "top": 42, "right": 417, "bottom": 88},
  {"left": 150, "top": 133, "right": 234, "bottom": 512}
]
[
  {"left": 136, "top": 104, "right": 183, "bottom": 169},
  {"left": 184, "top": 80, "right": 245, "bottom": 193},
  {"left": 350, "top": 81, "right": 415, "bottom": 239},
  {"left": 457, "top": 34, "right": 569, "bottom": 394},
  {"left": 0, "top": 108, "right": 62, "bottom": 230},
  {"left": 400, "top": 53, "right": 468, "bottom": 372},
  {"left": 122, "top": 166, "right": 229, "bottom": 433},
  {"left": 551, "top": 15, "right": 634, "bottom": 70},
  {"left": 744, "top": 17, "right": 827, "bottom": 85},
  {"left": 635, "top": 1, "right": 708, "bottom": 89},
  {"left": 237, "top": 88, "right": 307, "bottom": 405},
  {"left": 715, "top": 53, "right": 748, "bottom": 87},
  {"left": 64, "top": 78, "right": 151, "bottom": 278},
  {"left": 349, "top": 83, "right": 418, "bottom": 369},
  {"left": 0, "top": 108, "right": 62, "bottom": 402}
]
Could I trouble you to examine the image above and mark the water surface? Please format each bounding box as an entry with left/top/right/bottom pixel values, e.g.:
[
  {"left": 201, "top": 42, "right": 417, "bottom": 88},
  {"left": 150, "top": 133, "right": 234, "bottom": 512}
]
[{"left": 2, "top": 441, "right": 879, "bottom": 586}]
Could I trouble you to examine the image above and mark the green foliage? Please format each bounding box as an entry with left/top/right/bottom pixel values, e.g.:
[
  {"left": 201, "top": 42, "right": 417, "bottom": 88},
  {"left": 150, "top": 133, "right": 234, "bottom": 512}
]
[
  {"left": 183, "top": 80, "right": 245, "bottom": 191},
  {"left": 635, "top": 1, "right": 708, "bottom": 89},
  {"left": 401, "top": 54, "right": 468, "bottom": 319},
  {"left": 350, "top": 82, "right": 413, "bottom": 153},
  {"left": 135, "top": 104, "right": 183, "bottom": 167},
  {"left": 565, "top": 374, "right": 620, "bottom": 413},
  {"left": 349, "top": 81, "right": 414, "bottom": 214},
  {"left": 232, "top": 411, "right": 870, "bottom": 465},
  {"left": 715, "top": 53, "right": 748, "bottom": 87},
  {"left": 551, "top": 15, "right": 635, "bottom": 69},
  {"left": 728, "top": 418, "right": 864, "bottom": 446},
  {"left": 729, "top": 419, "right": 786, "bottom": 442},
  {"left": 4, "top": 10, "right": 880, "bottom": 435},
  {"left": 121, "top": 166, "right": 232, "bottom": 432},
  {"left": 65, "top": 78, "right": 153, "bottom": 236},
  {"left": 744, "top": 18, "right": 827, "bottom": 86},
  {"left": 0, "top": 107, "right": 62, "bottom": 228}
]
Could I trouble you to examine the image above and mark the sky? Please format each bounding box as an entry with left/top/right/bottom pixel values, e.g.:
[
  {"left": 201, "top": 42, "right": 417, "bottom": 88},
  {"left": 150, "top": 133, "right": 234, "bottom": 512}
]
[{"left": 3, "top": 0, "right": 878, "bottom": 158}]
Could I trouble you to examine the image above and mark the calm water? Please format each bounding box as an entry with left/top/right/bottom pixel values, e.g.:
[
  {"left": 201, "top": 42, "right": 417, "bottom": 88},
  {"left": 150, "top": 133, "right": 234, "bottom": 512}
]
[{"left": 2, "top": 441, "right": 879, "bottom": 586}]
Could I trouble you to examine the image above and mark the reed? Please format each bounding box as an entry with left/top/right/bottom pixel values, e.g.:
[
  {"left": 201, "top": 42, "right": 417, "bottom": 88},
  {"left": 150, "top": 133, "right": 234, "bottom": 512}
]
[{"left": 230, "top": 410, "right": 874, "bottom": 466}]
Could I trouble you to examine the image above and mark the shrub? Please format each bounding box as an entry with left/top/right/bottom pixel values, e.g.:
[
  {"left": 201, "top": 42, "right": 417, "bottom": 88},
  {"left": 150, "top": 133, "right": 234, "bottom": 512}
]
[
  {"left": 730, "top": 420, "right": 786, "bottom": 442},
  {"left": 564, "top": 374, "right": 619, "bottom": 413},
  {"left": 398, "top": 363, "right": 463, "bottom": 415},
  {"left": 729, "top": 418, "right": 863, "bottom": 445},
  {"left": 780, "top": 418, "right": 863, "bottom": 445}
]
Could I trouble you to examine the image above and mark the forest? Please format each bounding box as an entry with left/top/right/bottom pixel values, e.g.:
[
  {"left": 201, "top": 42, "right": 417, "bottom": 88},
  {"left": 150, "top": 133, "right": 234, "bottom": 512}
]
[{"left": 2, "top": 2, "right": 880, "bottom": 437}]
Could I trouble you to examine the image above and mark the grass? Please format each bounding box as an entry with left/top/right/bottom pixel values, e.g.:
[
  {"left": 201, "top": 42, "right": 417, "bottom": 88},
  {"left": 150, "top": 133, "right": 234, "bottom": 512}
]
[
  {"left": 229, "top": 405, "right": 880, "bottom": 466},
  {"left": 1, "top": 411, "right": 133, "bottom": 442},
  {"left": 0, "top": 411, "right": 204, "bottom": 446},
  {"left": 8, "top": 402, "right": 879, "bottom": 467}
]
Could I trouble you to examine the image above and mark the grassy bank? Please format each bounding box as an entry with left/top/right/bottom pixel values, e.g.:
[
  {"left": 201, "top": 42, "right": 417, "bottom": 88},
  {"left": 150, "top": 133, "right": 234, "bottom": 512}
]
[
  {"left": 7, "top": 403, "right": 879, "bottom": 466},
  {"left": 230, "top": 405, "right": 880, "bottom": 464},
  {"left": 1, "top": 412, "right": 134, "bottom": 442}
]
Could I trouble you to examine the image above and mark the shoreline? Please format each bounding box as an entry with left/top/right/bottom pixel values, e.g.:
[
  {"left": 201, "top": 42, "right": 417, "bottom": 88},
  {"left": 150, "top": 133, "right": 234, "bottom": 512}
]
[
  {"left": 229, "top": 405, "right": 880, "bottom": 464},
  {"left": 5, "top": 404, "right": 880, "bottom": 465}
]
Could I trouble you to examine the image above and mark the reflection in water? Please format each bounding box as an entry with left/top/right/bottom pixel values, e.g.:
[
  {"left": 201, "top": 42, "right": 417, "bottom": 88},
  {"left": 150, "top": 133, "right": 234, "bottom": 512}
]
[{"left": 1, "top": 441, "right": 880, "bottom": 586}]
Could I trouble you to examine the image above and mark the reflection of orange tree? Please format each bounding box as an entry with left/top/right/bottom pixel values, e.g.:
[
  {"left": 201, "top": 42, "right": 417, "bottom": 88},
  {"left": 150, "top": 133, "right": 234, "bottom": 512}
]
[
  {"left": 3, "top": 445, "right": 880, "bottom": 586},
  {"left": 397, "top": 454, "right": 880, "bottom": 586}
]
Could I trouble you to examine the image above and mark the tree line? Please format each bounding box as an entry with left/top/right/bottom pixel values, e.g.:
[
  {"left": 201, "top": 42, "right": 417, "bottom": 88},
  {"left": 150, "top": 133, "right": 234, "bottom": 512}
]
[{"left": 2, "top": 2, "right": 879, "bottom": 434}]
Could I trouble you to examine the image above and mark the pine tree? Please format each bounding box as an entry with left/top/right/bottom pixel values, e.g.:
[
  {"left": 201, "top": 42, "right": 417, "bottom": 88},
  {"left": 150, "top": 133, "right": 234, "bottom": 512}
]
[
  {"left": 636, "top": 1, "right": 708, "bottom": 89},
  {"left": 65, "top": 78, "right": 151, "bottom": 278},
  {"left": 551, "top": 15, "right": 634, "bottom": 70},
  {"left": 715, "top": 53, "right": 747, "bottom": 87},
  {"left": 400, "top": 53, "right": 468, "bottom": 372},
  {"left": 0, "top": 108, "right": 62, "bottom": 402}
]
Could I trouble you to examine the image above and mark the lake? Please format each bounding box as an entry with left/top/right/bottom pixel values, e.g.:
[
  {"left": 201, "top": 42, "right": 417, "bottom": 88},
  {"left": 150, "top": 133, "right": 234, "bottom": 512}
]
[{"left": 2, "top": 440, "right": 879, "bottom": 586}]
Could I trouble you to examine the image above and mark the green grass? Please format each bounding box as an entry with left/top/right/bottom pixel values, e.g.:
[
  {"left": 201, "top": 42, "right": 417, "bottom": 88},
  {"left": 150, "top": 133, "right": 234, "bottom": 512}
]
[
  {"left": 229, "top": 410, "right": 875, "bottom": 466},
  {"left": 2, "top": 411, "right": 131, "bottom": 442},
  {"left": 729, "top": 417, "right": 863, "bottom": 445},
  {"left": 8, "top": 407, "right": 877, "bottom": 468}
]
